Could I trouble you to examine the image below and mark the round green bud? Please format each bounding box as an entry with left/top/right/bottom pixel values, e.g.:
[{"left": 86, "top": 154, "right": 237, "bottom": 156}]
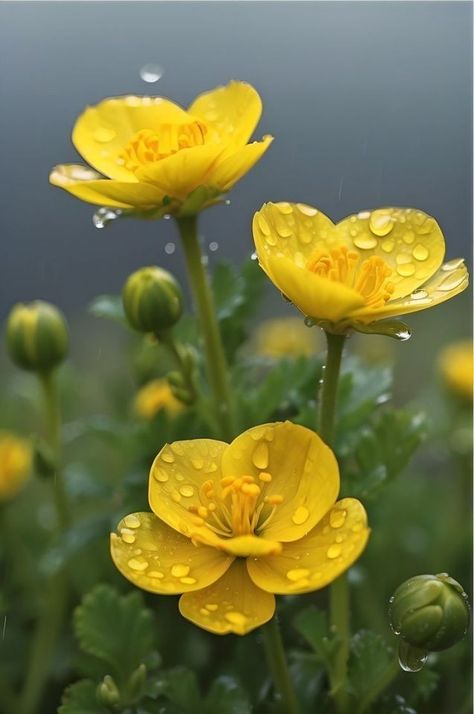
[
  {"left": 389, "top": 573, "right": 470, "bottom": 652},
  {"left": 6, "top": 301, "right": 68, "bottom": 373},
  {"left": 122, "top": 266, "right": 183, "bottom": 334}
]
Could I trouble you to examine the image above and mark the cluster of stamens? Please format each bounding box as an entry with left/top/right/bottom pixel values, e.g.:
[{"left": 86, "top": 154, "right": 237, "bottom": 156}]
[
  {"left": 187, "top": 473, "right": 284, "bottom": 539},
  {"left": 119, "top": 121, "right": 208, "bottom": 172},
  {"left": 307, "top": 246, "right": 395, "bottom": 308}
]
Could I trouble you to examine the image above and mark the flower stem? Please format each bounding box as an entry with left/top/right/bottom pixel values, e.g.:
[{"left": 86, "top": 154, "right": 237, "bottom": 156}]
[
  {"left": 175, "top": 215, "right": 235, "bottom": 441},
  {"left": 318, "top": 331, "right": 349, "bottom": 714},
  {"left": 262, "top": 618, "right": 299, "bottom": 714}
]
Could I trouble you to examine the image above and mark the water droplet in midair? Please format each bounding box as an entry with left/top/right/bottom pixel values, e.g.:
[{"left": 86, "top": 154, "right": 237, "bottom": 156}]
[
  {"left": 139, "top": 63, "right": 164, "bottom": 83},
  {"left": 163, "top": 214, "right": 171, "bottom": 220},
  {"left": 251, "top": 251, "right": 258, "bottom": 261},
  {"left": 397, "top": 639, "right": 428, "bottom": 672},
  {"left": 209, "top": 241, "right": 219, "bottom": 252},
  {"left": 164, "top": 242, "right": 175, "bottom": 255},
  {"left": 93, "top": 207, "right": 122, "bottom": 229},
  {"left": 224, "top": 199, "right": 231, "bottom": 206}
]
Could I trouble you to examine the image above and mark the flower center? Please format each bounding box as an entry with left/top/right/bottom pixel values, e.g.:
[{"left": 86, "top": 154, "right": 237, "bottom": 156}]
[
  {"left": 119, "top": 121, "right": 208, "bottom": 172},
  {"left": 306, "top": 245, "right": 395, "bottom": 308},
  {"left": 186, "top": 473, "right": 283, "bottom": 538}
]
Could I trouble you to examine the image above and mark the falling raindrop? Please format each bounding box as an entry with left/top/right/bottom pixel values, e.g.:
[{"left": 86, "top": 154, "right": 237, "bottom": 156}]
[
  {"left": 139, "top": 63, "right": 164, "bottom": 83},
  {"left": 250, "top": 251, "right": 258, "bottom": 261},
  {"left": 209, "top": 241, "right": 219, "bottom": 252},
  {"left": 164, "top": 242, "right": 176, "bottom": 255},
  {"left": 224, "top": 199, "right": 231, "bottom": 206},
  {"left": 397, "top": 639, "right": 428, "bottom": 672},
  {"left": 163, "top": 214, "right": 171, "bottom": 220},
  {"left": 93, "top": 207, "right": 122, "bottom": 229}
]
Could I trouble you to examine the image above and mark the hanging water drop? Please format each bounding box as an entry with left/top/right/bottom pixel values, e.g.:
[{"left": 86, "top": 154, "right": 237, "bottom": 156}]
[
  {"left": 251, "top": 251, "right": 258, "bottom": 261},
  {"left": 397, "top": 639, "right": 428, "bottom": 672},
  {"left": 139, "top": 63, "right": 164, "bottom": 83},
  {"left": 92, "top": 207, "right": 122, "bottom": 229}
]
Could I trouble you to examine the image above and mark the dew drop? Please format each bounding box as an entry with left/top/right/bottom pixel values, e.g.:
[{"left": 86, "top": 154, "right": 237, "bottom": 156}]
[
  {"left": 161, "top": 451, "right": 175, "bottom": 464},
  {"left": 191, "top": 457, "right": 204, "bottom": 470},
  {"left": 171, "top": 443, "right": 185, "bottom": 456},
  {"left": 257, "top": 214, "right": 271, "bottom": 236},
  {"left": 412, "top": 244, "right": 429, "bottom": 261},
  {"left": 381, "top": 239, "right": 395, "bottom": 253},
  {"left": 171, "top": 564, "right": 190, "bottom": 577},
  {"left": 120, "top": 528, "right": 136, "bottom": 544},
  {"left": 438, "top": 269, "right": 466, "bottom": 291},
  {"left": 93, "top": 207, "right": 122, "bottom": 229},
  {"left": 292, "top": 506, "right": 309, "bottom": 525},
  {"left": 329, "top": 509, "right": 347, "bottom": 529},
  {"left": 353, "top": 234, "right": 378, "bottom": 250},
  {"left": 225, "top": 611, "right": 247, "bottom": 626},
  {"left": 397, "top": 263, "right": 416, "bottom": 277},
  {"left": 265, "top": 233, "right": 278, "bottom": 246},
  {"left": 297, "top": 203, "right": 318, "bottom": 216},
  {"left": 139, "top": 63, "right": 164, "bottom": 83},
  {"left": 179, "top": 485, "right": 194, "bottom": 498},
  {"left": 250, "top": 251, "right": 258, "bottom": 261},
  {"left": 327, "top": 544, "right": 341, "bottom": 559},
  {"left": 209, "top": 241, "right": 219, "bottom": 252},
  {"left": 398, "top": 639, "right": 428, "bottom": 672},
  {"left": 286, "top": 568, "right": 310, "bottom": 581},
  {"left": 128, "top": 558, "right": 148, "bottom": 571},
  {"left": 369, "top": 210, "right": 393, "bottom": 237},
  {"left": 164, "top": 242, "right": 176, "bottom": 255},
  {"left": 206, "top": 603, "right": 218, "bottom": 611},
  {"left": 410, "top": 289, "right": 428, "bottom": 300},
  {"left": 180, "top": 576, "right": 197, "bottom": 585},
  {"left": 154, "top": 468, "right": 169, "bottom": 483},
  {"left": 252, "top": 442, "right": 269, "bottom": 470},
  {"left": 277, "top": 202, "right": 293, "bottom": 215},
  {"left": 93, "top": 127, "right": 116, "bottom": 143},
  {"left": 275, "top": 222, "right": 293, "bottom": 238},
  {"left": 352, "top": 522, "right": 363, "bottom": 533},
  {"left": 402, "top": 230, "right": 415, "bottom": 245},
  {"left": 148, "top": 570, "right": 164, "bottom": 579},
  {"left": 124, "top": 515, "right": 141, "bottom": 529},
  {"left": 357, "top": 211, "right": 370, "bottom": 220}
]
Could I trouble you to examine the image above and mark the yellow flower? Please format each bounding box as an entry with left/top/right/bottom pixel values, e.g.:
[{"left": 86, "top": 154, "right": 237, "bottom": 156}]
[
  {"left": 110, "top": 421, "right": 369, "bottom": 635},
  {"left": 0, "top": 433, "right": 32, "bottom": 501},
  {"left": 253, "top": 317, "right": 321, "bottom": 358},
  {"left": 253, "top": 203, "right": 468, "bottom": 335},
  {"left": 133, "top": 379, "right": 185, "bottom": 420},
  {"left": 50, "top": 82, "right": 272, "bottom": 217},
  {"left": 438, "top": 340, "right": 473, "bottom": 400}
]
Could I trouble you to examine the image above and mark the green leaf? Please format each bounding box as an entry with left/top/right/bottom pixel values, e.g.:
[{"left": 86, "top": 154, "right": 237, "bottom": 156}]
[
  {"left": 160, "top": 666, "right": 202, "bottom": 713},
  {"left": 205, "top": 676, "right": 252, "bottom": 714},
  {"left": 337, "top": 359, "right": 393, "bottom": 438},
  {"left": 74, "top": 585, "right": 156, "bottom": 683},
  {"left": 59, "top": 680, "right": 109, "bottom": 714},
  {"left": 89, "top": 295, "right": 127, "bottom": 325},
  {"left": 348, "top": 630, "right": 396, "bottom": 712},
  {"left": 293, "top": 605, "right": 338, "bottom": 674},
  {"left": 289, "top": 652, "right": 326, "bottom": 712},
  {"left": 377, "top": 694, "right": 417, "bottom": 714}
]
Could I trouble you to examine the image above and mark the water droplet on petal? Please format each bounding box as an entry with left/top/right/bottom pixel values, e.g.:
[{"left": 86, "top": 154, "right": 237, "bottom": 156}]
[
  {"left": 402, "top": 231, "right": 415, "bottom": 245},
  {"left": 120, "top": 528, "right": 136, "bottom": 544},
  {"left": 257, "top": 214, "right": 271, "bottom": 236},
  {"left": 411, "top": 289, "right": 428, "bottom": 300},
  {"left": 369, "top": 210, "right": 393, "bottom": 237},
  {"left": 171, "top": 564, "right": 190, "bottom": 577},
  {"left": 381, "top": 239, "right": 395, "bottom": 253},
  {"left": 128, "top": 558, "right": 148, "bottom": 571},
  {"left": 251, "top": 251, "right": 258, "bottom": 261},
  {"left": 286, "top": 568, "right": 310, "bottom": 581},
  {"left": 164, "top": 242, "right": 176, "bottom": 255},
  {"left": 277, "top": 202, "right": 293, "bottom": 215},
  {"left": 225, "top": 611, "right": 247, "bottom": 627},
  {"left": 329, "top": 509, "right": 347, "bottom": 528},
  {"left": 327, "top": 544, "right": 341, "bottom": 559},
  {"left": 124, "top": 515, "right": 141, "bottom": 529},
  {"left": 353, "top": 234, "right": 378, "bottom": 250},
  {"left": 397, "top": 263, "right": 416, "bottom": 277},
  {"left": 179, "top": 485, "right": 194, "bottom": 498},
  {"left": 161, "top": 451, "right": 175, "bottom": 463},
  {"left": 154, "top": 469, "right": 169, "bottom": 483},
  {"left": 297, "top": 203, "right": 318, "bottom": 216},
  {"left": 191, "top": 458, "right": 204, "bottom": 470},
  {"left": 398, "top": 639, "right": 428, "bottom": 672},
  {"left": 93, "top": 127, "right": 116, "bottom": 143},
  {"left": 292, "top": 506, "right": 309, "bottom": 525},
  {"left": 252, "top": 441, "right": 269, "bottom": 470},
  {"left": 206, "top": 603, "right": 218, "bottom": 611},
  {"left": 139, "top": 63, "right": 164, "bottom": 83},
  {"left": 357, "top": 211, "right": 370, "bottom": 220},
  {"left": 93, "top": 207, "right": 122, "bottom": 229},
  {"left": 412, "top": 244, "right": 429, "bottom": 261},
  {"left": 148, "top": 570, "right": 164, "bottom": 579},
  {"left": 180, "top": 576, "right": 196, "bottom": 585}
]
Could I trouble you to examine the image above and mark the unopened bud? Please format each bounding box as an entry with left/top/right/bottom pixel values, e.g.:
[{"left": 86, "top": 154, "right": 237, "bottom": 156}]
[
  {"left": 6, "top": 301, "right": 68, "bottom": 373},
  {"left": 122, "top": 266, "right": 182, "bottom": 334},
  {"left": 97, "top": 675, "right": 120, "bottom": 706}
]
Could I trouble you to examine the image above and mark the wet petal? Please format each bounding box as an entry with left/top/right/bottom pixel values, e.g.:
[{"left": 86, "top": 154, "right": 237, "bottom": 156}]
[
  {"left": 179, "top": 559, "right": 275, "bottom": 635},
  {"left": 189, "top": 80, "right": 263, "bottom": 147},
  {"left": 222, "top": 422, "right": 340, "bottom": 543},
  {"left": 247, "top": 498, "right": 369, "bottom": 594},
  {"left": 72, "top": 96, "right": 192, "bottom": 180},
  {"left": 209, "top": 137, "right": 273, "bottom": 191},
  {"left": 136, "top": 146, "right": 224, "bottom": 199},
  {"left": 336, "top": 208, "right": 445, "bottom": 299},
  {"left": 50, "top": 164, "right": 164, "bottom": 208},
  {"left": 148, "top": 439, "right": 228, "bottom": 545},
  {"left": 110, "top": 512, "right": 233, "bottom": 594},
  {"left": 219, "top": 535, "right": 282, "bottom": 557}
]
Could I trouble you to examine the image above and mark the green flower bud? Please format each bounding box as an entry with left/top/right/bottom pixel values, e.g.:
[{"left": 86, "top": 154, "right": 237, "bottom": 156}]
[
  {"left": 122, "top": 266, "right": 183, "bottom": 334},
  {"left": 127, "top": 663, "right": 147, "bottom": 700},
  {"left": 97, "top": 675, "right": 120, "bottom": 706},
  {"left": 389, "top": 573, "right": 470, "bottom": 652},
  {"left": 6, "top": 301, "right": 68, "bottom": 373}
]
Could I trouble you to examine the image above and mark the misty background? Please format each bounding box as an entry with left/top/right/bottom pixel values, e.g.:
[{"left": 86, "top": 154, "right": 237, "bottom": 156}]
[{"left": 0, "top": 1, "right": 472, "bottom": 388}]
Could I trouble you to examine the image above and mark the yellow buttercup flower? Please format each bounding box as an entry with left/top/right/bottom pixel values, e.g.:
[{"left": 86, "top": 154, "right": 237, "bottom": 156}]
[
  {"left": 134, "top": 379, "right": 185, "bottom": 420},
  {"left": 111, "top": 421, "right": 369, "bottom": 635},
  {"left": 253, "top": 317, "right": 321, "bottom": 358},
  {"left": 0, "top": 433, "right": 32, "bottom": 501},
  {"left": 50, "top": 82, "right": 272, "bottom": 217},
  {"left": 438, "top": 340, "right": 473, "bottom": 400},
  {"left": 253, "top": 203, "right": 468, "bottom": 335}
]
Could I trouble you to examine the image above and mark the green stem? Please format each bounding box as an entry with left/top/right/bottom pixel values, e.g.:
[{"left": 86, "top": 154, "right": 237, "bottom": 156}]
[
  {"left": 262, "top": 618, "right": 299, "bottom": 714},
  {"left": 175, "top": 215, "right": 235, "bottom": 440},
  {"left": 318, "top": 331, "right": 349, "bottom": 714},
  {"left": 158, "top": 330, "right": 198, "bottom": 403}
]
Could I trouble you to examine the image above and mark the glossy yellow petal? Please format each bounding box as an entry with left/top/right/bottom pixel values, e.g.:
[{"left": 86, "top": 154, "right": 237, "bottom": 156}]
[
  {"left": 72, "top": 96, "right": 192, "bottom": 180},
  {"left": 189, "top": 80, "right": 263, "bottom": 147},
  {"left": 148, "top": 439, "right": 228, "bottom": 545},
  {"left": 209, "top": 137, "right": 273, "bottom": 191},
  {"left": 179, "top": 559, "right": 275, "bottom": 635},
  {"left": 110, "top": 512, "right": 232, "bottom": 594},
  {"left": 351, "top": 258, "right": 469, "bottom": 321},
  {"left": 335, "top": 208, "right": 445, "bottom": 300},
  {"left": 265, "top": 255, "right": 365, "bottom": 322},
  {"left": 247, "top": 498, "right": 369, "bottom": 594},
  {"left": 219, "top": 535, "right": 282, "bottom": 557},
  {"left": 136, "top": 146, "right": 224, "bottom": 199},
  {"left": 50, "top": 164, "right": 164, "bottom": 208},
  {"left": 222, "top": 422, "right": 340, "bottom": 543}
]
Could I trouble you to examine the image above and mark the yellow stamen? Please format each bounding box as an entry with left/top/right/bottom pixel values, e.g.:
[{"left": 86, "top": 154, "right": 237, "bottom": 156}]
[{"left": 119, "top": 121, "right": 208, "bottom": 172}]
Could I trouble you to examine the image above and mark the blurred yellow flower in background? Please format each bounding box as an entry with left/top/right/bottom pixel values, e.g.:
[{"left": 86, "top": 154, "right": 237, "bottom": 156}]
[
  {"left": 438, "top": 340, "right": 473, "bottom": 400},
  {"left": 111, "top": 421, "right": 369, "bottom": 635},
  {"left": 50, "top": 81, "right": 272, "bottom": 216},
  {"left": 253, "top": 317, "right": 321, "bottom": 358},
  {"left": 253, "top": 203, "right": 468, "bottom": 334},
  {"left": 133, "top": 379, "right": 185, "bottom": 420},
  {"left": 0, "top": 433, "right": 32, "bottom": 501}
]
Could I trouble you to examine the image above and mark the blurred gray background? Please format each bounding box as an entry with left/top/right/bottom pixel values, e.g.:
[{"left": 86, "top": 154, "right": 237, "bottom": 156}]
[{"left": 0, "top": 1, "right": 472, "bottom": 350}]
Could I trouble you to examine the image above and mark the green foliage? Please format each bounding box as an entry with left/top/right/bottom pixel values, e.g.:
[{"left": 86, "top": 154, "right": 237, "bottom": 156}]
[
  {"left": 293, "top": 605, "right": 339, "bottom": 678},
  {"left": 58, "top": 680, "right": 109, "bottom": 714},
  {"left": 348, "top": 630, "right": 396, "bottom": 713},
  {"left": 205, "top": 675, "right": 252, "bottom": 714}
]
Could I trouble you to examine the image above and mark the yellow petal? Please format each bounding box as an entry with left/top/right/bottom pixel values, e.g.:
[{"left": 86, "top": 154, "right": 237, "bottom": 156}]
[
  {"left": 50, "top": 164, "right": 164, "bottom": 208},
  {"left": 179, "top": 559, "right": 275, "bottom": 635},
  {"left": 72, "top": 95, "right": 192, "bottom": 180},
  {"left": 189, "top": 80, "right": 263, "bottom": 147},
  {"left": 222, "top": 422, "right": 340, "bottom": 543},
  {"left": 148, "top": 439, "right": 228, "bottom": 545},
  {"left": 110, "top": 512, "right": 233, "bottom": 594},
  {"left": 247, "top": 498, "right": 369, "bottom": 594},
  {"left": 335, "top": 207, "right": 445, "bottom": 299},
  {"left": 265, "top": 255, "right": 365, "bottom": 322},
  {"left": 209, "top": 137, "right": 273, "bottom": 191},
  {"left": 351, "top": 258, "right": 469, "bottom": 321},
  {"left": 136, "top": 146, "right": 224, "bottom": 200},
  {"left": 218, "top": 535, "right": 282, "bottom": 557}
]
